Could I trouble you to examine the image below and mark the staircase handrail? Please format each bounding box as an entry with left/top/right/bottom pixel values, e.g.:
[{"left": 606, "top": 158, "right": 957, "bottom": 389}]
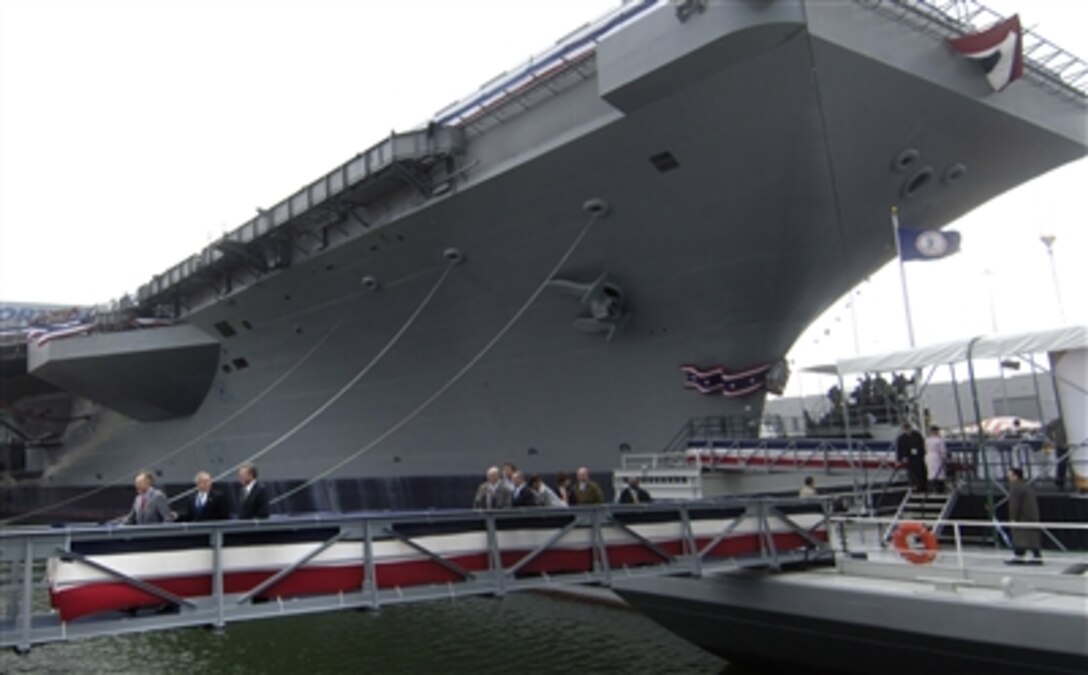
[{"left": 931, "top": 490, "right": 958, "bottom": 538}]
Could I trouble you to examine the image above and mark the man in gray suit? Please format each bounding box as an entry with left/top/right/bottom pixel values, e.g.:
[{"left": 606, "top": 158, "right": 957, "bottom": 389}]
[
  {"left": 122, "top": 470, "right": 174, "bottom": 524},
  {"left": 473, "top": 466, "right": 512, "bottom": 509}
]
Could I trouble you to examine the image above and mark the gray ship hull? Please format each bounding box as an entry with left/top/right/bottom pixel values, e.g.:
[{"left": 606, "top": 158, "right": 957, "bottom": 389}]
[{"left": 2, "top": 1, "right": 1085, "bottom": 519}]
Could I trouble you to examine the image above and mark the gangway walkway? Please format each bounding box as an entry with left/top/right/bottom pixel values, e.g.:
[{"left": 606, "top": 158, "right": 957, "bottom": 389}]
[{"left": 1, "top": 498, "right": 829, "bottom": 653}]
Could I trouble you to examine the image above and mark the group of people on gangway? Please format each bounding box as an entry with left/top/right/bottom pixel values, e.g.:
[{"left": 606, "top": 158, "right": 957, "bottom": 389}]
[
  {"left": 120, "top": 464, "right": 270, "bottom": 524},
  {"left": 472, "top": 462, "right": 651, "bottom": 509}
]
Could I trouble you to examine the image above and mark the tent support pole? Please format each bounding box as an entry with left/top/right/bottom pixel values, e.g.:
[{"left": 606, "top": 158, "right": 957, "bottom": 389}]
[
  {"left": 950, "top": 363, "right": 966, "bottom": 442},
  {"left": 967, "top": 336, "right": 996, "bottom": 546},
  {"left": 838, "top": 372, "right": 863, "bottom": 515}
]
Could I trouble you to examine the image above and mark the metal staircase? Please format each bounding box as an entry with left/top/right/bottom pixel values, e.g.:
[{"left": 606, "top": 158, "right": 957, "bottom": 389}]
[{"left": 883, "top": 489, "right": 958, "bottom": 543}]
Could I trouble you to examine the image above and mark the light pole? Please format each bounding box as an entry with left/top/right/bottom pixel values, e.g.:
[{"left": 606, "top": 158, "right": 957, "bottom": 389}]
[
  {"left": 983, "top": 269, "right": 999, "bottom": 334},
  {"left": 1040, "top": 235, "right": 1066, "bottom": 324}
]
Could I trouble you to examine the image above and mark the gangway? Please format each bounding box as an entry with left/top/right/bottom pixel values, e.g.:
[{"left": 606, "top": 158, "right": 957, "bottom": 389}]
[{"left": 0, "top": 498, "right": 829, "bottom": 653}]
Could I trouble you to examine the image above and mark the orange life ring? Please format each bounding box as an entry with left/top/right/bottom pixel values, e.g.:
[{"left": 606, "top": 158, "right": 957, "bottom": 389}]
[{"left": 892, "top": 521, "right": 938, "bottom": 565}]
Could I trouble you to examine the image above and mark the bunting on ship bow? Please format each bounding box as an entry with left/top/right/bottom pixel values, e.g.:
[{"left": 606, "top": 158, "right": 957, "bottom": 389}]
[
  {"left": 681, "top": 360, "right": 789, "bottom": 397},
  {"left": 948, "top": 15, "right": 1023, "bottom": 92}
]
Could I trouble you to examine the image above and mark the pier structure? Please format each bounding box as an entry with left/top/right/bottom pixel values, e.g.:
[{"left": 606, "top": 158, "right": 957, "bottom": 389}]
[{"left": 1, "top": 498, "right": 828, "bottom": 653}]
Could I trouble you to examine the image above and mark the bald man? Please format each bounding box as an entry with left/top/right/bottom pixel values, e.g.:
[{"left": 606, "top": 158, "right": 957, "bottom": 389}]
[
  {"left": 571, "top": 466, "right": 604, "bottom": 505},
  {"left": 122, "top": 471, "right": 174, "bottom": 525},
  {"left": 176, "top": 470, "right": 230, "bottom": 522},
  {"left": 473, "top": 466, "right": 512, "bottom": 509}
]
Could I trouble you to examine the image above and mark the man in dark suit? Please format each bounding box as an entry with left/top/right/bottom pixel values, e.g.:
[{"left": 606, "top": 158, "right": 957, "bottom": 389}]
[
  {"left": 618, "top": 477, "right": 652, "bottom": 504},
  {"left": 896, "top": 422, "right": 928, "bottom": 492},
  {"left": 237, "top": 463, "right": 270, "bottom": 519},
  {"left": 176, "top": 470, "right": 230, "bottom": 522}
]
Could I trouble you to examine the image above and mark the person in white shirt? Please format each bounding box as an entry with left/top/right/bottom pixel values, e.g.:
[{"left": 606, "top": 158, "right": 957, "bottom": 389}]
[
  {"left": 925, "top": 426, "right": 947, "bottom": 493},
  {"left": 799, "top": 476, "right": 817, "bottom": 498},
  {"left": 530, "top": 475, "right": 567, "bottom": 507}
]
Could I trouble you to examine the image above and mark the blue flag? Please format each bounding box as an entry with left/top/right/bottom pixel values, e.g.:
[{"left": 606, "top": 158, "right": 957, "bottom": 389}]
[{"left": 898, "top": 228, "right": 961, "bottom": 262}]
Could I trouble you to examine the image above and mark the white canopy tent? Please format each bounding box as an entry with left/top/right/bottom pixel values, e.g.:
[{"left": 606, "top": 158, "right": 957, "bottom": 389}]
[
  {"left": 801, "top": 325, "right": 1088, "bottom": 497},
  {"left": 804, "top": 325, "right": 1086, "bottom": 377}
]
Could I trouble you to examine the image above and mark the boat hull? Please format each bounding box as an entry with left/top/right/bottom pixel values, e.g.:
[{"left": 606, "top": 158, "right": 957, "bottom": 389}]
[{"left": 614, "top": 571, "right": 1088, "bottom": 675}]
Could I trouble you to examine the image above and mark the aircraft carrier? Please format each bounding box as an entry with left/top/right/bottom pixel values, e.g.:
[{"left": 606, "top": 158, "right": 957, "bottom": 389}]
[{"left": 1, "top": 0, "right": 1085, "bottom": 521}]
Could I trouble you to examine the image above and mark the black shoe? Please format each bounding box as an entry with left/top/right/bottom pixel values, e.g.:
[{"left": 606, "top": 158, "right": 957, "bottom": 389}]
[
  {"left": 1005, "top": 558, "right": 1025, "bottom": 565},
  {"left": 1026, "top": 558, "right": 1044, "bottom": 566}
]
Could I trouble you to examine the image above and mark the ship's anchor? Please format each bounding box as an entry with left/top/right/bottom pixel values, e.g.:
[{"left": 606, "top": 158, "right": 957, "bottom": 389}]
[{"left": 547, "top": 271, "right": 629, "bottom": 341}]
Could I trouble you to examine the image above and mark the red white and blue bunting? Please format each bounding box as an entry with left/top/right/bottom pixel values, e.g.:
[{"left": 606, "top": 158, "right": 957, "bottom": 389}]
[
  {"left": 681, "top": 360, "right": 789, "bottom": 397},
  {"left": 948, "top": 15, "right": 1023, "bottom": 92}
]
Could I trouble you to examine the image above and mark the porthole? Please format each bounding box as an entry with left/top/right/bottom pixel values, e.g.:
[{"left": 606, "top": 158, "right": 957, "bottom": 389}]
[
  {"left": 943, "top": 163, "right": 967, "bottom": 184},
  {"left": 901, "top": 166, "right": 934, "bottom": 198},
  {"left": 891, "top": 148, "right": 920, "bottom": 173}
]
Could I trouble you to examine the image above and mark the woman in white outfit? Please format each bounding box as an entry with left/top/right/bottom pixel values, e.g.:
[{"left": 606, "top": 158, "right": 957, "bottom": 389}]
[{"left": 925, "top": 425, "right": 947, "bottom": 493}]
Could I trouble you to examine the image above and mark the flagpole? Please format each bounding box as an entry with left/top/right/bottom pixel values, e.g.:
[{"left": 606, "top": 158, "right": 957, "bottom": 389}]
[
  {"left": 891, "top": 206, "right": 917, "bottom": 348},
  {"left": 892, "top": 206, "right": 924, "bottom": 431}
]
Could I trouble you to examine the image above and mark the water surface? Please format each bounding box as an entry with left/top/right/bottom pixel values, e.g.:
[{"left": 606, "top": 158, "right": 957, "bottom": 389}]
[{"left": 1, "top": 591, "right": 729, "bottom": 674}]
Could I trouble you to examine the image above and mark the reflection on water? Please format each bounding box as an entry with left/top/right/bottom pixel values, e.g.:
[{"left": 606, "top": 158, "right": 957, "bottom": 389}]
[{"left": 1, "top": 592, "right": 729, "bottom": 674}]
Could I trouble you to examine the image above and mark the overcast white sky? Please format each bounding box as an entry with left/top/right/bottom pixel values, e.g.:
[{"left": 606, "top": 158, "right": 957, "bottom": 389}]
[{"left": 0, "top": 0, "right": 1084, "bottom": 390}]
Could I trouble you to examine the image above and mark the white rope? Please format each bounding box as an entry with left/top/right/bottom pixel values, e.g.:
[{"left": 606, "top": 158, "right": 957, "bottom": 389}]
[
  {"left": 272, "top": 212, "right": 601, "bottom": 505},
  {"left": 204, "top": 257, "right": 462, "bottom": 496},
  {"left": 0, "top": 316, "right": 346, "bottom": 525}
]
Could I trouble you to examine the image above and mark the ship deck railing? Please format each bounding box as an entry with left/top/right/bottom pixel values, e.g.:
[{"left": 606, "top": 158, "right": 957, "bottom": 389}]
[
  {"left": 827, "top": 514, "right": 1088, "bottom": 594},
  {"left": 634, "top": 431, "right": 1067, "bottom": 483},
  {"left": 858, "top": 0, "right": 1088, "bottom": 98},
  {"left": 0, "top": 497, "right": 831, "bottom": 654}
]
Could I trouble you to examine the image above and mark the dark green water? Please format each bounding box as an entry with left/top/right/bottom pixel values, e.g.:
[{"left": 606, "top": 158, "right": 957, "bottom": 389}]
[{"left": 0, "top": 592, "right": 729, "bottom": 674}]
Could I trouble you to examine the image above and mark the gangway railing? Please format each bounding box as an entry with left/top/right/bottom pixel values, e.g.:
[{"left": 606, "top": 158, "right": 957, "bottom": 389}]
[
  {"left": 0, "top": 498, "right": 830, "bottom": 654},
  {"left": 681, "top": 438, "right": 903, "bottom": 473},
  {"left": 830, "top": 515, "right": 1087, "bottom": 577}
]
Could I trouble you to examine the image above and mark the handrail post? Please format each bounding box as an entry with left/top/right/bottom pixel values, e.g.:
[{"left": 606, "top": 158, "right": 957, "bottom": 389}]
[
  {"left": 953, "top": 521, "right": 965, "bottom": 572},
  {"left": 838, "top": 515, "right": 851, "bottom": 558},
  {"left": 760, "top": 500, "right": 780, "bottom": 570},
  {"left": 681, "top": 504, "right": 702, "bottom": 578},
  {"left": 363, "top": 518, "right": 379, "bottom": 609},
  {"left": 212, "top": 528, "right": 225, "bottom": 633},
  {"left": 18, "top": 536, "right": 33, "bottom": 654},
  {"left": 485, "top": 513, "right": 505, "bottom": 597},
  {"left": 593, "top": 508, "right": 612, "bottom": 587}
]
